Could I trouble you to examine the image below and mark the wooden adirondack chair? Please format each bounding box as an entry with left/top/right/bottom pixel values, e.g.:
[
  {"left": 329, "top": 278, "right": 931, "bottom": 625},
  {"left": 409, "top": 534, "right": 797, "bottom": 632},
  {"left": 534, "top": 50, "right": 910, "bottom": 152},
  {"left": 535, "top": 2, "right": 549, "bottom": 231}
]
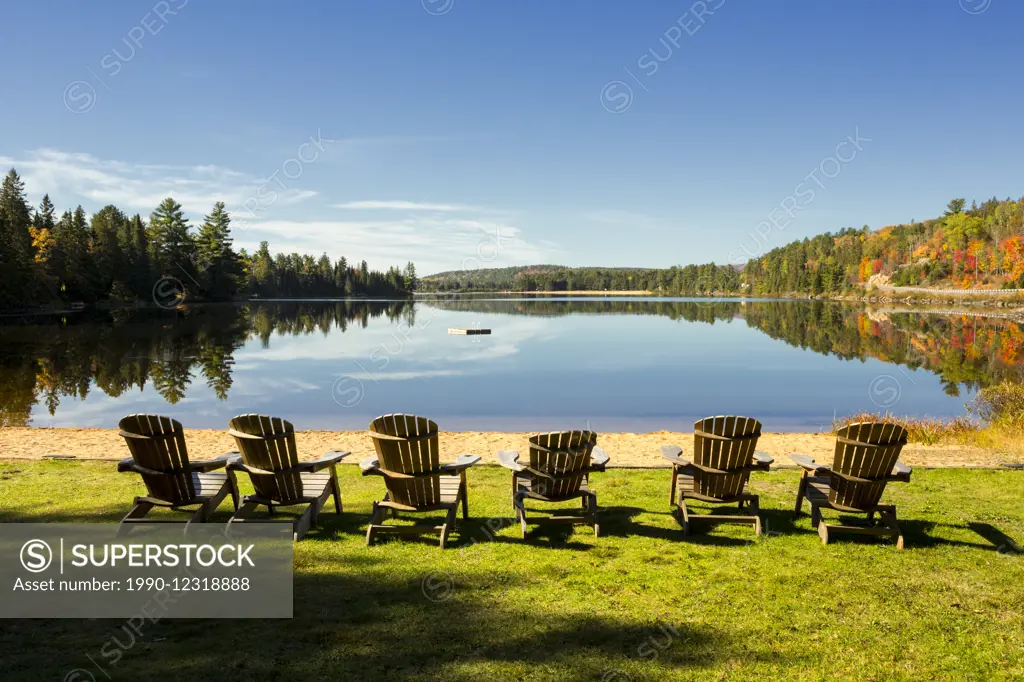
[
  {"left": 362, "top": 414, "right": 481, "bottom": 548},
  {"left": 791, "top": 422, "right": 911, "bottom": 549},
  {"left": 497, "top": 430, "right": 610, "bottom": 538},
  {"left": 116, "top": 414, "right": 239, "bottom": 534},
  {"left": 660, "top": 416, "right": 773, "bottom": 536},
  {"left": 226, "top": 414, "right": 350, "bottom": 541}
]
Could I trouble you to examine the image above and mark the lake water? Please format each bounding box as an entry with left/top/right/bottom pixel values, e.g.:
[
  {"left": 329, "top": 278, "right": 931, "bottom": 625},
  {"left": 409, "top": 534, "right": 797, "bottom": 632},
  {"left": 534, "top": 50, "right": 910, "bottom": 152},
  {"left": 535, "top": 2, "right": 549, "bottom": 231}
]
[{"left": 1, "top": 297, "right": 1021, "bottom": 432}]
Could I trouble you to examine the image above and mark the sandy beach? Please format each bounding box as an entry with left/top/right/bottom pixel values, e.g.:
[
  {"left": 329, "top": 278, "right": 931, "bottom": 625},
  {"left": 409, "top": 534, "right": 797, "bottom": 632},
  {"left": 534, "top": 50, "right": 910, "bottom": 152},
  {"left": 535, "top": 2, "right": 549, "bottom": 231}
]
[{"left": 0, "top": 427, "right": 1010, "bottom": 468}]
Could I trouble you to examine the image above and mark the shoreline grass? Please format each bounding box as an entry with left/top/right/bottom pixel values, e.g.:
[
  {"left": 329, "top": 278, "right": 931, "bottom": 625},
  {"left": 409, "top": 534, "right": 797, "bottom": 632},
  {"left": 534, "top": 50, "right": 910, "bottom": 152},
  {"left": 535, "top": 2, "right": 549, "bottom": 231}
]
[
  {"left": 835, "top": 381, "right": 1024, "bottom": 453},
  {"left": 1, "top": 461, "right": 1023, "bottom": 680}
]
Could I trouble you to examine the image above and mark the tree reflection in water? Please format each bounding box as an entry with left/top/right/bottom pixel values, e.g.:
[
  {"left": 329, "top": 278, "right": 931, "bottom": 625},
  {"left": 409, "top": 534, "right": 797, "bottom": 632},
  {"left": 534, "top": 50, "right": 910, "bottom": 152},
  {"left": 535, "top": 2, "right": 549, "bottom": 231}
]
[{"left": 1, "top": 298, "right": 1020, "bottom": 427}]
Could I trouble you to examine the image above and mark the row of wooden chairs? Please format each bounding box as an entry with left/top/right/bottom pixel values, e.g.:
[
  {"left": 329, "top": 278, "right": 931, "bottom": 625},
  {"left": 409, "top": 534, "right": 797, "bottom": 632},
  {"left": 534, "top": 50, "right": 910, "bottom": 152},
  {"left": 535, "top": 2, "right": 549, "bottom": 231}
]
[{"left": 116, "top": 413, "right": 911, "bottom": 549}]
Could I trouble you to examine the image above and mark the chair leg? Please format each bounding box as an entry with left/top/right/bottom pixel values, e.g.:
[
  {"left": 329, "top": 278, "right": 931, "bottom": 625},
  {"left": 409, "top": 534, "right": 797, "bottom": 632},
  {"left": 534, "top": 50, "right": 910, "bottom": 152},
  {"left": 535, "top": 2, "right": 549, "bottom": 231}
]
[
  {"left": 750, "top": 496, "right": 763, "bottom": 536},
  {"left": 226, "top": 473, "right": 240, "bottom": 511},
  {"left": 818, "top": 519, "right": 829, "bottom": 545},
  {"left": 881, "top": 509, "right": 904, "bottom": 550},
  {"left": 669, "top": 465, "right": 677, "bottom": 507},
  {"left": 810, "top": 504, "right": 820, "bottom": 528},
  {"left": 365, "top": 502, "right": 383, "bottom": 546},
  {"left": 203, "top": 483, "right": 233, "bottom": 522},
  {"left": 439, "top": 505, "right": 458, "bottom": 549},
  {"left": 514, "top": 495, "right": 528, "bottom": 538},
  {"left": 590, "top": 493, "right": 600, "bottom": 537},
  {"left": 461, "top": 483, "right": 469, "bottom": 521},
  {"left": 309, "top": 498, "right": 320, "bottom": 530},
  {"left": 117, "top": 500, "right": 155, "bottom": 536},
  {"left": 184, "top": 505, "right": 206, "bottom": 534},
  {"left": 330, "top": 466, "right": 342, "bottom": 513},
  {"left": 294, "top": 505, "right": 314, "bottom": 541},
  {"left": 679, "top": 499, "right": 691, "bottom": 536},
  {"left": 229, "top": 499, "right": 259, "bottom": 520},
  {"left": 200, "top": 497, "right": 217, "bottom": 523},
  {"left": 794, "top": 472, "right": 807, "bottom": 517}
]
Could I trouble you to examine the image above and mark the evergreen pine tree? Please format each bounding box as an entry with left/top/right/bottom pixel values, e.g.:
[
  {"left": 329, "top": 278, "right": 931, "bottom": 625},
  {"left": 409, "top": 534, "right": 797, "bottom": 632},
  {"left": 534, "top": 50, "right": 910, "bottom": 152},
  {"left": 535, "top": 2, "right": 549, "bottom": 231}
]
[
  {"left": 0, "top": 169, "right": 36, "bottom": 306},
  {"left": 148, "top": 197, "right": 194, "bottom": 276},
  {"left": 195, "top": 201, "right": 235, "bottom": 299},
  {"left": 89, "top": 205, "right": 130, "bottom": 297}
]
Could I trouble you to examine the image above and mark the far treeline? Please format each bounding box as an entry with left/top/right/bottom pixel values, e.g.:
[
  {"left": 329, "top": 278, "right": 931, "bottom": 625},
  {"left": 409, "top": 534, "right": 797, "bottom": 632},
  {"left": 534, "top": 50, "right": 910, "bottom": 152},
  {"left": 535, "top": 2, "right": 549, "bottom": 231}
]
[
  {"left": 422, "top": 196, "right": 1024, "bottom": 295},
  {"left": 0, "top": 168, "right": 415, "bottom": 310},
  {"left": 419, "top": 263, "right": 740, "bottom": 294}
]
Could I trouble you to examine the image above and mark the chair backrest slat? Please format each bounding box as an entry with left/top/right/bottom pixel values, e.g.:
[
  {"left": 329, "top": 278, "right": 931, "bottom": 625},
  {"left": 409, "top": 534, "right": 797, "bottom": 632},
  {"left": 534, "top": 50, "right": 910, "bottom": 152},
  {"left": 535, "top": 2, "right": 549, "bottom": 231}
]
[
  {"left": 118, "top": 414, "right": 196, "bottom": 504},
  {"left": 690, "top": 415, "right": 761, "bottom": 500},
  {"left": 830, "top": 422, "right": 908, "bottom": 509},
  {"left": 228, "top": 414, "right": 303, "bottom": 502},
  {"left": 369, "top": 413, "right": 442, "bottom": 507},
  {"left": 527, "top": 430, "right": 597, "bottom": 498}
]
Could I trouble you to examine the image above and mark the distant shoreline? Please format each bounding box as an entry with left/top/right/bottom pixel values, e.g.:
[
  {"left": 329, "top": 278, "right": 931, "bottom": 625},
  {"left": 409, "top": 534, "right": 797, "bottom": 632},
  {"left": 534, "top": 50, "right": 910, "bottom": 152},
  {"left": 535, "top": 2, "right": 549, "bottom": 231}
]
[
  {"left": 416, "top": 287, "right": 1024, "bottom": 308},
  {"left": 415, "top": 290, "right": 652, "bottom": 296},
  {"left": 496, "top": 290, "right": 652, "bottom": 296}
]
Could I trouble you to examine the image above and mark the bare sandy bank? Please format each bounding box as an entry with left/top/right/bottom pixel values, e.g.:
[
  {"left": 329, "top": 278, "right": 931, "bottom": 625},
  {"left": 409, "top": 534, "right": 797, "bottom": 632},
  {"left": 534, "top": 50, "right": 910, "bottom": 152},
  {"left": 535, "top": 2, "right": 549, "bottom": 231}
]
[{"left": 0, "top": 428, "right": 1011, "bottom": 468}]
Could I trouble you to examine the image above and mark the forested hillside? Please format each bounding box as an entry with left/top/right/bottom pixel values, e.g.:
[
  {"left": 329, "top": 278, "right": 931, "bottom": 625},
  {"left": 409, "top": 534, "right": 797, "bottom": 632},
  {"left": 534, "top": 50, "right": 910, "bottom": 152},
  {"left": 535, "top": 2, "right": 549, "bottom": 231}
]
[
  {"left": 423, "top": 196, "right": 1024, "bottom": 297},
  {"left": 743, "top": 196, "right": 1024, "bottom": 295},
  {"left": 0, "top": 168, "right": 412, "bottom": 309},
  {"left": 420, "top": 263, "right": 740, "bottom": 294}
]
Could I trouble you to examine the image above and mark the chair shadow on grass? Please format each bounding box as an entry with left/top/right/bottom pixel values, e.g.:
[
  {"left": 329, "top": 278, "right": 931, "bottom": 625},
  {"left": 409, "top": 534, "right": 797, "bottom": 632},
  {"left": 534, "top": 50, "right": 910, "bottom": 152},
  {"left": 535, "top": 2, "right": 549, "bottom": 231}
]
[
  {"left": 457, "top": 512, "right": 597, "bottom": 550},
  {"left": 967, "top": 522, "right": 1023, "bottom": 553},
  {"left": 597, "top": 505, "right": 812, "bottom": 546},
  {"left": 776, "top": 516, "right": 1022, "bottom": 552},
  {"left": 841, "top": 519, "right": 1022, "bottom": 552}
]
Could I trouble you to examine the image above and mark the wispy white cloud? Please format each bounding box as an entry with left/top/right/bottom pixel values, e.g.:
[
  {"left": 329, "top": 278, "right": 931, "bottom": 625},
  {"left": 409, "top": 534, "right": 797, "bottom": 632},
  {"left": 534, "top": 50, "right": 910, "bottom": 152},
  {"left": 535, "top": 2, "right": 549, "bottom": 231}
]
[
  {"left": 0, "top": 148, "right": 556, "bottom": 273},
  {"left": 237, "top": 216, "right": 554, "bottom": 275},
  {"left": 331, "top": 200, "right": 479, "bottom": 212},
  {"left": 0, "top": 148, "right": 316, "bottom": 217}
]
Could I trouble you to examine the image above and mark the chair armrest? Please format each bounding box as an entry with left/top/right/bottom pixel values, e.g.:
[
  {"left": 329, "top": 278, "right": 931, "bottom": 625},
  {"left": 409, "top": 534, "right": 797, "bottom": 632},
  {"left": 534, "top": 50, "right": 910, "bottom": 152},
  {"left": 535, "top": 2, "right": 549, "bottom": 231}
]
[
  {"left": 189, "top": 451, "right": 240, "bottom": 472},
  {"left": 753, "top": 451, "right": 774, "bottom": 467},
  {"left": 360, "top": 456, "right": 381, "bottom": 475},
  {"left": 497, "top": 450, "right": 525, "bottom": 472},
  {"left": 660, "top": 445, "right": 690, "bottom": 467},
  {"left": 117, "top": 457, "right": 167, "bottom": 476},
  {"left": 439, "top": 454, "right": 481, "bottom": 473},
  {"left": 296, "top": 450, "right": 350, "bottom": 472},
  {"left": 590, "top": 446, "right": 610, "bottom": 471},
  {"left": 117, "top": 456, "right": 159, "bottom": 473},
  {"left": 789, "top": 453, "right": 828, "bottom": 474},
  {"left": 226, "top": 459, "right": 276, "bottom": 476},
  {"left": 890, "top": 461, "right": 912, "bottom": 481}
]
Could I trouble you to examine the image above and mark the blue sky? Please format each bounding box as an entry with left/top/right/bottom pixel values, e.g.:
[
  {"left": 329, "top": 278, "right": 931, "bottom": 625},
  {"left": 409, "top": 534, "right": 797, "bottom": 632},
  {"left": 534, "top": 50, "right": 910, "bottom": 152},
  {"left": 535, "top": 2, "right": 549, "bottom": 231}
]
[{"left": 1, "top": 0, "right": 1021, "bottom": 274}]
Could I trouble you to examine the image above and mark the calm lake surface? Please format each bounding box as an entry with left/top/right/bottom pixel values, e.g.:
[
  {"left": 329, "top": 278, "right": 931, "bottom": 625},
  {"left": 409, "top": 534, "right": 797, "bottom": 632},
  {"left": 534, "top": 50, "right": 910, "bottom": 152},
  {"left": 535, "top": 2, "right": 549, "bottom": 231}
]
[{"left": 2, "top": 297, "right": 1021, "bottom": 432}]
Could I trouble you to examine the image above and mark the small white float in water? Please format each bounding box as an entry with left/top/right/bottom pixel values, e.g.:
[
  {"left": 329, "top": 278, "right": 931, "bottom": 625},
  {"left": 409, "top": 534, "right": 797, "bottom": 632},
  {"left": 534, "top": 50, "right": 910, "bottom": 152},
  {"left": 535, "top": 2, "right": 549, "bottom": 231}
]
[{"left": 448, "top": 328, "right": 491, "bottom": 335}]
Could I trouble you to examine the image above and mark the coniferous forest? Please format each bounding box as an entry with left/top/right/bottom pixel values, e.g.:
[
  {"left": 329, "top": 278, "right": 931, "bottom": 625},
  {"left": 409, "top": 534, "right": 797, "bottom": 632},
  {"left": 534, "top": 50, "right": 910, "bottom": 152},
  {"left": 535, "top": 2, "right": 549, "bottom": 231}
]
[
  {"left": 0, "top": 168, "right": 413, "bottom": 310},
  {"left": 419, "top": 264, "right": 741, "bottom": 294}
]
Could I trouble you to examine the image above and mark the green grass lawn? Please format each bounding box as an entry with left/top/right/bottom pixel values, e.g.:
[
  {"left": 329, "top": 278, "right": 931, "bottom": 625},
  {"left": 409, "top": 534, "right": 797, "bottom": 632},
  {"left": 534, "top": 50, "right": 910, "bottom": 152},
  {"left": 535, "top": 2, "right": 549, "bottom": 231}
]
[{"left": 1, "top": 461, "right": 1023, "bottom": 681}]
